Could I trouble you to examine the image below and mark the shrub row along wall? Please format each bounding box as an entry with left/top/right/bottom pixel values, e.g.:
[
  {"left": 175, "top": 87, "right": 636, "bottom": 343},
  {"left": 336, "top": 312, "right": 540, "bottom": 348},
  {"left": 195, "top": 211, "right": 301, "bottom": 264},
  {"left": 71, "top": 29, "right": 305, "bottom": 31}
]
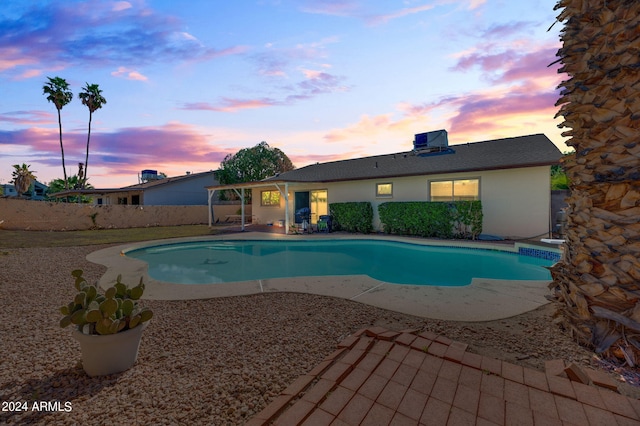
[
  {"left": 378, "top": 201, "right": 483, "bottom": 239},
  {"left": 0, "top": 198, "right": 246, "bottom": 231},
  {"left": 328, "top": 200, "right": 483, "bottom": 239}
]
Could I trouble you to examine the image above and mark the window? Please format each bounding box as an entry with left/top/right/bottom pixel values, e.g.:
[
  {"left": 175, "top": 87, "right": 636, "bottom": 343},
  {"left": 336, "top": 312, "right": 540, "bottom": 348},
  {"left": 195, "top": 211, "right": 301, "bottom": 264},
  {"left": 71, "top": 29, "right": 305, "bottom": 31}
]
[
  {"left": 376, "top": 183, "right": 393, "bottom": 197},
  {"left": 430, "top": 178, "right": 479, "bottom": 201},
  {"left": 117, "top": 197, "right": 128, "bottom": 205},
  {"left": 261, "top": 190, "right": 280, "bottom": 206}
]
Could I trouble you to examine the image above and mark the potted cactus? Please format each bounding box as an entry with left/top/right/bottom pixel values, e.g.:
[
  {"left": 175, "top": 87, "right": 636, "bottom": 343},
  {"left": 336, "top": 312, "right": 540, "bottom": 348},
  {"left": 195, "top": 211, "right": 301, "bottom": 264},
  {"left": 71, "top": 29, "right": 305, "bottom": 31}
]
[{"left": 60, "top": 269, "right": 153, "bottom": 377}]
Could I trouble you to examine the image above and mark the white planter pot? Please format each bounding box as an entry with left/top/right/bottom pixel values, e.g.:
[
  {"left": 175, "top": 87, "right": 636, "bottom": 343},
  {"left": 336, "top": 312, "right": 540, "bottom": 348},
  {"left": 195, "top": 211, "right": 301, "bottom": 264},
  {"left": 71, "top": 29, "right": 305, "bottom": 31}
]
[{"left": 72, "top": 322, "right": 148, "bottom": 377}]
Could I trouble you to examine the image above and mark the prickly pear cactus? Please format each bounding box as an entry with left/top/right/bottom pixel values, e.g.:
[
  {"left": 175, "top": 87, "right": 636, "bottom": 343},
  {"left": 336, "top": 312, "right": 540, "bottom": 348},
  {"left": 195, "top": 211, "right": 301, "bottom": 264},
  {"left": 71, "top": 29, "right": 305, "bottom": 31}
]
[{"left": 60, "top": 269, "right": 153, "bottom": 335}]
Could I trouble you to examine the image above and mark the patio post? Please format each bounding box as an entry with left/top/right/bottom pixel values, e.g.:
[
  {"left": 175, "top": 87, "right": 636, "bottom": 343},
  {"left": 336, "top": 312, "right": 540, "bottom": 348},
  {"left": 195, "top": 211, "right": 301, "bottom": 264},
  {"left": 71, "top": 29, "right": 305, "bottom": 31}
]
[
  {"left": 207, "top": 189, "right": 215, "bottom": 227},
  {"left": 284, "top": 183, "right": 289, "bottom": 233},
  {"left": 241, "top": 188, "right": 245, "bottom": 231}
]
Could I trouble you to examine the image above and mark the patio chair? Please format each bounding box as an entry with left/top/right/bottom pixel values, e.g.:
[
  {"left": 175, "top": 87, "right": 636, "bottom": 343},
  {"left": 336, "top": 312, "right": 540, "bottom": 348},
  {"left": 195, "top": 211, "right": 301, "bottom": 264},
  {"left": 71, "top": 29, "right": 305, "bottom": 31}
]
[{"left": 317, "top": 215, "right": 332, "bottom": 233}]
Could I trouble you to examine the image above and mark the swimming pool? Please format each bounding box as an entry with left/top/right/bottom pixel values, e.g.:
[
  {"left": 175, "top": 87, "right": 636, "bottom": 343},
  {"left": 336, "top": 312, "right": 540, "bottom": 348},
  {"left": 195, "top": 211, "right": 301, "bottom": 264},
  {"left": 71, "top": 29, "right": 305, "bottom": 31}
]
[{"left": 126, "top": 239, "right": 554, "bottom": 286}]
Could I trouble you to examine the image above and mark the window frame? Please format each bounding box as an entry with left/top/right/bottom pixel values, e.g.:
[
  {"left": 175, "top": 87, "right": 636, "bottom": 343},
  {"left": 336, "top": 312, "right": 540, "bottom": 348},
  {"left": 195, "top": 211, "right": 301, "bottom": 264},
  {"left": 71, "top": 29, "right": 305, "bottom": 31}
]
[
  {"left": 428, "top": 177, "right": 480, "bottom": 202},
  {"left": 376, "top": 182, "right": 393, "bottom": 198},
  {"left": 260, "top": 190, "right": 281, "bottom": 207}
]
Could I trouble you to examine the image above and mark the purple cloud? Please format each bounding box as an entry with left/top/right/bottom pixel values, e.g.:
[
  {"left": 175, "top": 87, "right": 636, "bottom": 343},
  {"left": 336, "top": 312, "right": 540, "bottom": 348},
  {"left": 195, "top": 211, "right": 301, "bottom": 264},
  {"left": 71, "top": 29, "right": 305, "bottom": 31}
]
[
  {"left": 0, "top": 2, "right": 246, "bottom": 78},
  {"left": 451, "top": 44, "right": 561, "bottom": 82},
  {"left": 0, "top": 110, "right": 54, "bottom": 125},
  {"left": 299, "top": 0, "right": 360, "bottom": 17},
  {"left": 0, "top": 123, "right": 233, "bottom": 176},
  {"left": 180, "top": 71, "right": 348, "bottom": 112},
  {"left": 180, "top": 99, "right": 281, "bottom": 113},
  {"left": 446, "top": 90, "right": 560, "bottom": 135},
  {"left": 300, "top": 0, "right": 434, "bottom": 26},
  {"left": 481, "top": 22, "right": 535, "bottom": 39}
]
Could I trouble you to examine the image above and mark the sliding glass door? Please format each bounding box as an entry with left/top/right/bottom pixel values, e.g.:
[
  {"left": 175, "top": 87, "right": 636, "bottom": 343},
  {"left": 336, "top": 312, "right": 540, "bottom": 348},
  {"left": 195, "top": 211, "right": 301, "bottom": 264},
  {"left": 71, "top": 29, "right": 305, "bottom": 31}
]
[{"left": 310, "top": 190, "right": 328, "bottom": 224}]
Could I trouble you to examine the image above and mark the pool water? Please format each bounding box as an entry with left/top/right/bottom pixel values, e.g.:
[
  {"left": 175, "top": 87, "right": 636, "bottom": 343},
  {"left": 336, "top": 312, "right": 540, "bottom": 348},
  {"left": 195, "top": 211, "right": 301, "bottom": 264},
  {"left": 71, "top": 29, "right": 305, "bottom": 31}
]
[{"left": 126, "top": 240, "right": 554, "bottom": 286}]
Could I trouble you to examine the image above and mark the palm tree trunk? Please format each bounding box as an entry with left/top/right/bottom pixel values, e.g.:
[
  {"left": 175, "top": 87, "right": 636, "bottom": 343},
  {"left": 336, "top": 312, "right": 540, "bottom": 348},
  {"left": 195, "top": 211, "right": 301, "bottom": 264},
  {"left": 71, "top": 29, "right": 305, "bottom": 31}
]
[
  {"left": 58, "top": 109, "right": 68, "bottom": 191},
  {"left": 549, "top": 0, "right": 640, "bottom": 364},
  {"left": 84, "top": 111, "right": 92, "bottom": 189}
]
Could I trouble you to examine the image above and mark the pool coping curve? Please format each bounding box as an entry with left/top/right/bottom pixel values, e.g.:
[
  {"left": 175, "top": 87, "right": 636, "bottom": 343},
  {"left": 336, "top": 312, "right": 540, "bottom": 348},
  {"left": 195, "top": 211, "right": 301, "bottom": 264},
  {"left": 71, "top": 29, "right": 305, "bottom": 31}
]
[{"left": 86, "top": 232, "right": 560, "bottom": 322}]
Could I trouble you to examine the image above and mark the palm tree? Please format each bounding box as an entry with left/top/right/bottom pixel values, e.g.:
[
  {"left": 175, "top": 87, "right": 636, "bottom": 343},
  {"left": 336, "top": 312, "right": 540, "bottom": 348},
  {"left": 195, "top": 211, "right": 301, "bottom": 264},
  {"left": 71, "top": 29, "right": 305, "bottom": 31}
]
[
  {"left": 11, "top": 163, "right": 36, "bottom": 198},
  {"left": 78, "top": 83, "right": 106, "bottom": 189},
  {"left": 43, "top": 77, "right": 73, "bottom": 190},
  {"left": 549, "top": 0, "right": 640, "bottom": 364}
]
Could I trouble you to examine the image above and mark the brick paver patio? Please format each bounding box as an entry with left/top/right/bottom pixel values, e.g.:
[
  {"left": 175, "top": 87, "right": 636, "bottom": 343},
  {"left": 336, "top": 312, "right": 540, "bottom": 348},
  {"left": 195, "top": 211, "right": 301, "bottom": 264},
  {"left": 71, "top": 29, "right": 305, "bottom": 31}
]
[{"left": 247, "top": 327, "right": 640, "bottom": 425}]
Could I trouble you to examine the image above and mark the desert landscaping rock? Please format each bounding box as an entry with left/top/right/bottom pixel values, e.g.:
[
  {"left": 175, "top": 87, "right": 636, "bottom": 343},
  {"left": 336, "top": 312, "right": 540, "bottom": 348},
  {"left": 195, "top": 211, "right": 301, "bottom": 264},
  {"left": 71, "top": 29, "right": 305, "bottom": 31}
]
[{"left": 0, "top": 244, "right": 635, "bottom": 424}]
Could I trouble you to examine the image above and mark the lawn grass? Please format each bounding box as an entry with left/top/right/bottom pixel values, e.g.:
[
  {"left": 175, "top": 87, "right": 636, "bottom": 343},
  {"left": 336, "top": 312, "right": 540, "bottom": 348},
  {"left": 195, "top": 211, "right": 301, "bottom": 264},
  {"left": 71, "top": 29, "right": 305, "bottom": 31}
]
[{"left": 0, "top": 225, "right": 221, "bottom": 248}]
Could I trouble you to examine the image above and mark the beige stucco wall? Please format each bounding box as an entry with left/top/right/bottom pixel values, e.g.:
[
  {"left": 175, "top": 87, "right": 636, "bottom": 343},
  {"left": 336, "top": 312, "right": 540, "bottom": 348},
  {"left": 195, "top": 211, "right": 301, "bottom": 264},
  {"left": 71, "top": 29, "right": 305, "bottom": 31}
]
[
  {"left": 0, "top": 198, "right": 246, "bottom": 231},
  {"left": 250, "top": 166, "right": 551, "bottom": 238},
  {"left": 479, "top": 167, "right": 551, "bottom": 238}
]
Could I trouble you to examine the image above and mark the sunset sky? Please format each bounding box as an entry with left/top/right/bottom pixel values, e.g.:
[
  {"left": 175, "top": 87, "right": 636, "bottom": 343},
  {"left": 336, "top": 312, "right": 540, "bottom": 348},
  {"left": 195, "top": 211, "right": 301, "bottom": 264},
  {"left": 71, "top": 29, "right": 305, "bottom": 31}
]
[{"left": 0, "top": 0, "right": 568, "bottom": 189}]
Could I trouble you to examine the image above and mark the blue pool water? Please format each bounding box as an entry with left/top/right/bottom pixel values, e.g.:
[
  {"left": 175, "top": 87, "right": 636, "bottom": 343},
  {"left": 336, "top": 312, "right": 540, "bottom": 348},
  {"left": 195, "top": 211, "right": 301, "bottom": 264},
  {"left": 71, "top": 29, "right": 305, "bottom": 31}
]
[{"left": 126, "top": 240, "right": 554, "bottom": 286}]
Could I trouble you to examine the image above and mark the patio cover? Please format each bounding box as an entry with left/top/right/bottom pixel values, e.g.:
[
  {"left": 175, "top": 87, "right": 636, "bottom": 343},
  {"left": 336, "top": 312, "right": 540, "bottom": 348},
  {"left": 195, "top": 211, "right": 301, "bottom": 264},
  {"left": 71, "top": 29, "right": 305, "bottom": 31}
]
[{"left": 206, "top": 180, "right": 316, "bottom": 231}]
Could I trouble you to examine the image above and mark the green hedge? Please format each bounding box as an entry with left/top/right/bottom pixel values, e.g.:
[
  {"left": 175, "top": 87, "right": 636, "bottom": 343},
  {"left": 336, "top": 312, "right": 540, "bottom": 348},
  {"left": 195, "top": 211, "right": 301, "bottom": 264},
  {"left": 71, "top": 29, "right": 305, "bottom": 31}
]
[
  {"left": 329, "top": 202, "right": 373, "bottom": 234},
  {"left": 378, "top": 201, "right": 482, "bottom": 239}
]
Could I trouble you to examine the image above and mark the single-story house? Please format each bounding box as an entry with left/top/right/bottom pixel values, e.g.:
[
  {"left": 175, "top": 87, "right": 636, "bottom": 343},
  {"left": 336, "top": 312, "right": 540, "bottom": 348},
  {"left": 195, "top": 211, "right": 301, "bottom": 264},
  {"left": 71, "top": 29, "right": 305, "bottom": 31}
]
[
  {"left": 53, "top": 170, "right": 220, "bottom": 206},
  {"left": 206, "top": 132, "right": 562, "bottom": 239}
]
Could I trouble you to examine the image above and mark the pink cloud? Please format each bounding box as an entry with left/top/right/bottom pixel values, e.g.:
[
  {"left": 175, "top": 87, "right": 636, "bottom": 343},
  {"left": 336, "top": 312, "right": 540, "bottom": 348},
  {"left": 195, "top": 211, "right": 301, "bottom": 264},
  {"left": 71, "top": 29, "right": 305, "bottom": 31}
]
[
  {"left": 301, "top": 1, "right": 436, "bottom": 26},
  {"left": 468, "top": 0, "right": 487, "bottom": 10},
  {"left": 112, "top": 1, "right": 132, "bottom": 12},
  {"left": 251, "top": 37, "right": 336, "bottom": 77},
  {"left": 181, "top": 69, "right": 348, "bottom": 113},
  {"left": 300, "top": 0, "right": 360, "bottom": 17},
  {"left": 181, "top": 98, "right": 279, "bottom": 112},
  {"left": 0, "top": 48, "right": 38, "bottom": 73},
  {"left": 323, "top": 114, "right": 394, "bottom": 143},
  {"left": 481, "top": 22, "right": 534, "bottom": 39},
  {"left": 445, "top": 90, "right": 560, "bottom": 136},
  {"left": 288, "top": 152, "right": 362, "bottom": 166},
  {"left": 366, "top": 4, "right": 435, "bottom": 26},
  {"left": 111, "top": 66, "right": 148, "bottom": 81},
  {"left": 319, "top": 76, "right": 564, "bottom": 154},
  {"left": 451, "top": 43, "right": 561, "bottom": 84},
  {"left": 453, "top": 50, "right": 517, "bottom": 73},
  {"left": 0, "top": 122, "right": 234, "bottom": 183},
  {"left": 0, "top": 110, "right": 55, "bottom": 125}
]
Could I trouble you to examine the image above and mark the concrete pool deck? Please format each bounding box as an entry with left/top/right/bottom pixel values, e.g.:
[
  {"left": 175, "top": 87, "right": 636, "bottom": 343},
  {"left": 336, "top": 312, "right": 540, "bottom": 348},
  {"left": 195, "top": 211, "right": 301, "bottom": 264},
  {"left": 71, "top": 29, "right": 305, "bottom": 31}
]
[{"left": 86, "top": 232, "right": 559, "bottom": 322}]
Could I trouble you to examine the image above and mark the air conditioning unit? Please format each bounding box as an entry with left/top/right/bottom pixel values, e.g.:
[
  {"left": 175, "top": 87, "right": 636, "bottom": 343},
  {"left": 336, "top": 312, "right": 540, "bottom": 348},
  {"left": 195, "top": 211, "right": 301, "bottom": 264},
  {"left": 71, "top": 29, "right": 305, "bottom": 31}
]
[
  {"left": 141, "top": 169, "right": 158, "bottom": 181},
  {"left": 414, "top": 129, "right": 448, "bottom": 151}
]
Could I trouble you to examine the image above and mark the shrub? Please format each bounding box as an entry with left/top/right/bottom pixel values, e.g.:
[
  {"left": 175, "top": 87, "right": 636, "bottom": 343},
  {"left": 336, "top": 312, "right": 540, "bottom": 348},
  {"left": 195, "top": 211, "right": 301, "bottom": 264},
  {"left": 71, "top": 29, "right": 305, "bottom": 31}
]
[
  {"left": 329, "top": 202, "right": 373, "bottom": 233},
  {"left": 378, "top": 201, "right": 482, "bottom": 239}
]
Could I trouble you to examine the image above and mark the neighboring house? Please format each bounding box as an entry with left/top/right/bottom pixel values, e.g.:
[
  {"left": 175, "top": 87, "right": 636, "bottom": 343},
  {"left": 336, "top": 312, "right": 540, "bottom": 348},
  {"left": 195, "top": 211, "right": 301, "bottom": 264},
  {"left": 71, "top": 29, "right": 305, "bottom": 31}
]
[
  {"left": 52, "top": 170, "right": 220, "bottom": 206},
  {"left": 1, "top": 180, "right": 48, "bottom": 200},
  {"left": 206, "top": 132, "right": 562, "bottom": 239}
]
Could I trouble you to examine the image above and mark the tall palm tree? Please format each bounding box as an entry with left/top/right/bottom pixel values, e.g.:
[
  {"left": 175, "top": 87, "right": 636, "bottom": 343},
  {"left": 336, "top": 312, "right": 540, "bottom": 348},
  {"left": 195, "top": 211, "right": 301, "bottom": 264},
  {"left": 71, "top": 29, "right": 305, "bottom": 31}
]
[
  {"left": 43, "top": 77, "right": 73, "bottom": 190},
  {"left": 549, "top": 0, "right": 640, "bottom": 364},
  {"left": 11, "top": 163, "right": 36, "bottom": 198},
  {"left": 78, "top": 83, "right": 106, "bottom": 189}
]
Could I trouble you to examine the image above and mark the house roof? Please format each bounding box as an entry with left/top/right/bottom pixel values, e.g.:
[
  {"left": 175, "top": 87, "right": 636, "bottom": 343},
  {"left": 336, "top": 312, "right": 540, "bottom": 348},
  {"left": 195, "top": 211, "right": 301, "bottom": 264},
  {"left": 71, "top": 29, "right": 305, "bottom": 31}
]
[
  {"left": 120, "top": 170, "right": 216, "bottom": 190},
  {"left": 260, "top": 133, "right": 561, "bottom": 184},
  {"left": 51, "top": 170, "right": 217, "bottom": 198}
]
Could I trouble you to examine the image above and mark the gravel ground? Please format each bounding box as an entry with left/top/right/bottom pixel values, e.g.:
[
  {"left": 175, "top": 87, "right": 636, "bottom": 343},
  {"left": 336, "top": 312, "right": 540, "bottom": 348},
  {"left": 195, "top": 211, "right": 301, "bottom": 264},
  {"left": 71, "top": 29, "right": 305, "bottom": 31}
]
[{"left": 0, "top": 245, "right": 635, "bottom": 425}]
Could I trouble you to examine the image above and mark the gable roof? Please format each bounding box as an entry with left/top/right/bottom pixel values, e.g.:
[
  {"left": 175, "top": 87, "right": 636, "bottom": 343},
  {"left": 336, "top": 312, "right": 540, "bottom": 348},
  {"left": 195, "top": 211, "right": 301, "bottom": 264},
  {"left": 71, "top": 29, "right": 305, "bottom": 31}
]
[
  {"left": 51, "top": 170, "right": 217, "bottom": 198},
  {"left": 262, "top": 133, "right": 561, "bottom": 184},
  {"left": 120, "top": 170, "right": 217, "bottom": 190}
]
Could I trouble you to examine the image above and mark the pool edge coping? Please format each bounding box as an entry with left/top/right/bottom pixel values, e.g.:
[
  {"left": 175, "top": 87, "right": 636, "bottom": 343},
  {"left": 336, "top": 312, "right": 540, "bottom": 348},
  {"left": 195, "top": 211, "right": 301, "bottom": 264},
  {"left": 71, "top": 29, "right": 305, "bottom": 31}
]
[{"left": 86, "top": 232, "right": 558, "bottom": 322}]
